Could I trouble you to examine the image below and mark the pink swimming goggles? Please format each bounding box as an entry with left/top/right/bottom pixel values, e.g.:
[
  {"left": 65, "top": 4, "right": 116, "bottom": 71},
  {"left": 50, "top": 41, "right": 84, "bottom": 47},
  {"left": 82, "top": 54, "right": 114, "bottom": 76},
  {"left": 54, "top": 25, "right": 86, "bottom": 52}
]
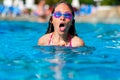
[{"left": 52, "top": 11, "right": 73, "bottom": 19}]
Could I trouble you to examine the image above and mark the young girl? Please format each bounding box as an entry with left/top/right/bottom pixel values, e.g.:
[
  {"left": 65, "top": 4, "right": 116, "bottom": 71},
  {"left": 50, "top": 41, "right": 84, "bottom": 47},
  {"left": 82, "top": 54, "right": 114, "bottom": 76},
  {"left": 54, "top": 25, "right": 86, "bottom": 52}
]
[{"left": 38, "top": 1, "right": 84, "bottom": 47}]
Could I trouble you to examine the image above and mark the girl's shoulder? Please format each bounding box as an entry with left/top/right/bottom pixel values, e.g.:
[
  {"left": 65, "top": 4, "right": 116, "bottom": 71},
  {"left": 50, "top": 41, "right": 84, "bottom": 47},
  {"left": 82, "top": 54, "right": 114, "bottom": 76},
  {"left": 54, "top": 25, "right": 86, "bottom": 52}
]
[
  {"left": 38, "top": 33, "right": 52, "bottom": 45},
  {"left": 41, "top": 33, "right": 51, "bottom": 38},
  {"left": 71, "top": 36, "right": 84, "bottom": 47}
]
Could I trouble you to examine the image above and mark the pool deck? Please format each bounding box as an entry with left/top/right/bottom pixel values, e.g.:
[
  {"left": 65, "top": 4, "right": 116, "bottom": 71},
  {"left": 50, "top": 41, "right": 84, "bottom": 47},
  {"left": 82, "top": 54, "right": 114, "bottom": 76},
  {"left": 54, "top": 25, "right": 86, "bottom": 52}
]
[
  {"left": 76, "top": 6, "right": 120, "bottom": 24},
  {"left": 0, "top": 6, "right": 120, "bottom": 24}
]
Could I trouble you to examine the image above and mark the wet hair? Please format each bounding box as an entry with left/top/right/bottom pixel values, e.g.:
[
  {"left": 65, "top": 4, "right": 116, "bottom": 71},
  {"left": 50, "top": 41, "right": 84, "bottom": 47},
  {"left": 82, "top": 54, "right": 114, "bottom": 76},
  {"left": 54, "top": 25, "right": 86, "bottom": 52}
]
[{"left": 45, "top": 0, "right": 77, "bottom": 36}]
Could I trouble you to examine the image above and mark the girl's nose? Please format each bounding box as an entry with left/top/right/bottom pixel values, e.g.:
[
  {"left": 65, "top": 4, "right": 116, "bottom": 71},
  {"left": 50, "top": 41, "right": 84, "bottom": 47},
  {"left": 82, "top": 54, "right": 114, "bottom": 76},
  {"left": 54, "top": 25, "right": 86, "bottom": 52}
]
[{"left": 60, "top": 15, "right": 65, "bottom": 20}]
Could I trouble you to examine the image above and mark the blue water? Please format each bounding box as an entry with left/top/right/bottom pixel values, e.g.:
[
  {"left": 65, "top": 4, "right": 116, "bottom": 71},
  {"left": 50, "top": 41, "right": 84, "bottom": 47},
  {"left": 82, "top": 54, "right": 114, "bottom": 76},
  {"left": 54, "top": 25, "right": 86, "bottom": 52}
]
[{"left": 0, "top": 20, "right": 120, "bottom": 80}]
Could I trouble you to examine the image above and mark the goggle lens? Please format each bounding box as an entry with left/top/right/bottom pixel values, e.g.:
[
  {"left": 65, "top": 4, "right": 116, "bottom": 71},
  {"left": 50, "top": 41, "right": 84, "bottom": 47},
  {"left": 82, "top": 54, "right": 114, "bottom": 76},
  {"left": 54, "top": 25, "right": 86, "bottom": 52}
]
[{"left": 52, "top": 12, "right": 72, "bottom": 19}]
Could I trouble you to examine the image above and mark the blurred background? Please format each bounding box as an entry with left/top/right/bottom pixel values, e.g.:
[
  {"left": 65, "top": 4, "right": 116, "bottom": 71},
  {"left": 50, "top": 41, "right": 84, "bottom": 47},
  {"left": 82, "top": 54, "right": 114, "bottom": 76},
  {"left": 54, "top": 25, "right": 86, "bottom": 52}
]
[
  {"left": 0, "top": 0, "right": 120, "bottom": 23},
  {"left": 0, "top": 1, "right": 120, "bottom": 79}
]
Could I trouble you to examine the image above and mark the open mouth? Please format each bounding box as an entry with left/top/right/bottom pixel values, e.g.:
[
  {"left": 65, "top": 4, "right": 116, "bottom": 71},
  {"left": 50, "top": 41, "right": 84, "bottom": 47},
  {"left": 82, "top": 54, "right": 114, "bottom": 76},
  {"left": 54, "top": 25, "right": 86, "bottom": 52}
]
[
  {"left": 59, "top": 23, "right": 65, "bottom": 27},
  {"left": 59, "top": 23, "right": 66, "bottom": 32}
]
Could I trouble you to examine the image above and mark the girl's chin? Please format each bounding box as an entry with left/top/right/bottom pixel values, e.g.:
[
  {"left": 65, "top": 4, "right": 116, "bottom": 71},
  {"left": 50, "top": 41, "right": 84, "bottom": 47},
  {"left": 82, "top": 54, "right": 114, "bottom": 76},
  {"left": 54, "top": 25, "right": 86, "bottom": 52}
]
[{"left": 58, "top": 31, "right": 65, "bottom": 35}]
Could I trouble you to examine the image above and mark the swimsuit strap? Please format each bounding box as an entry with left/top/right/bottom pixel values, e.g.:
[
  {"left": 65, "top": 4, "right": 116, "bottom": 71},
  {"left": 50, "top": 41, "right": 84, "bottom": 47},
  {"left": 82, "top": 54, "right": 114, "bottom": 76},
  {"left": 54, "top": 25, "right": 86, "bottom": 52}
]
[
  {"left": 68, "top": 34, "right": 72, "bottom": 47},
  {"left": 48, "top": 33, "right": 53, "bottom": 45}
]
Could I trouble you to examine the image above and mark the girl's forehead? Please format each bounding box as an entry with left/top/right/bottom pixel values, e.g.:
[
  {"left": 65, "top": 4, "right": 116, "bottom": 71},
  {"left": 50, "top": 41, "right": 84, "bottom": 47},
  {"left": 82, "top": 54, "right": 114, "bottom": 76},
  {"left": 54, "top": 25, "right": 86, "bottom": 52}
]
[{"left": 54, "top": 3, "right": 71, "bottom": 12}]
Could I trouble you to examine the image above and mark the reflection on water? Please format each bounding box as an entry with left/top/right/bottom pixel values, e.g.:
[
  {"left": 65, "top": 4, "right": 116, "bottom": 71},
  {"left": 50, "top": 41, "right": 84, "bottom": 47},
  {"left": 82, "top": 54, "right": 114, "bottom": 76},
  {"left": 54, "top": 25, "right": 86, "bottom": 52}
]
[
  {"left": 33, "top": 46, "right": 95, "bottom": 80},
  {"left": 32, "top": 45, "right": 120, "bottom": 80},
  {"left": 97, "top": 28, "right": 120, "bottom": 49},
  {"left": 35, "top": 46, "right": 95, "bottom": 54}
]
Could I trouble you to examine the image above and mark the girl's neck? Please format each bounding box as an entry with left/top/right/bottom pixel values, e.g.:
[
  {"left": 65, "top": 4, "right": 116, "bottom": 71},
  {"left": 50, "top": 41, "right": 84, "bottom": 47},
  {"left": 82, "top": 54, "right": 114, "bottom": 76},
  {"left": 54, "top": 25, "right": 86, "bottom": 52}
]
[{"left": 52, "top": 32, "right": 69, "bottom": 42}]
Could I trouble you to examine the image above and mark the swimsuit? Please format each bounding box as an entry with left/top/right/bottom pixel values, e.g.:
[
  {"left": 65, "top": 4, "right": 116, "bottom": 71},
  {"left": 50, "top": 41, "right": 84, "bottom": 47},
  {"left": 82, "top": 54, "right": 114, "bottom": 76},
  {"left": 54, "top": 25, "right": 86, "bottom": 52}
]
[{"left": 48, "top": 33, "right": 72, "bottom": 47}]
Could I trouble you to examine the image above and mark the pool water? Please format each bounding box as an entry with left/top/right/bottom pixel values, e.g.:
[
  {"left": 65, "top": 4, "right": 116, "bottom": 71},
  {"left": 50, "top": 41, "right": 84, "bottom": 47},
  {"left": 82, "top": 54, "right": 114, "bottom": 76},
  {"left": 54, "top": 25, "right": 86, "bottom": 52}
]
[{"left": 0, "top": 21, "right": 120, "bottom": 80}]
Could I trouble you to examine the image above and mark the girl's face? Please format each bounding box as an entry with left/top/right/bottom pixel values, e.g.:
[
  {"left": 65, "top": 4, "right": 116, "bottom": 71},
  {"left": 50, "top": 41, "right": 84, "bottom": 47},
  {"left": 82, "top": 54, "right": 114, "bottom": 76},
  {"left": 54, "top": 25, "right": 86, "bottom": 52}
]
[{"left": 51, "top": 3, "right": 73, "bottom": 35}]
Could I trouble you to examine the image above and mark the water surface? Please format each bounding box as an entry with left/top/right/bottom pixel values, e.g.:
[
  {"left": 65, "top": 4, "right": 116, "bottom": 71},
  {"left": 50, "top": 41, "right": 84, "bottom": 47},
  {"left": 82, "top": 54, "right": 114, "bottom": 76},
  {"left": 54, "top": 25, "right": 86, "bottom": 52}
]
[{"left": 0, "top": 21, "right": 120, "bottom": 80}]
